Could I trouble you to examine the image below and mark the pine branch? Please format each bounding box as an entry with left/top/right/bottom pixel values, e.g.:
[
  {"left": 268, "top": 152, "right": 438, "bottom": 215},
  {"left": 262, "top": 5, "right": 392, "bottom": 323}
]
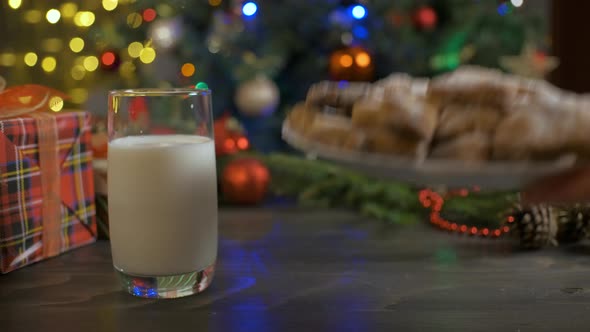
[
  {"left": 259, "top": 153, "right": 425, "bottom": 224},
  {"left": 439, "top": 191, "right": 518, "bottom": 227},
  {"left": 257, "top": 153, "right": 518, "bottom": 228}
]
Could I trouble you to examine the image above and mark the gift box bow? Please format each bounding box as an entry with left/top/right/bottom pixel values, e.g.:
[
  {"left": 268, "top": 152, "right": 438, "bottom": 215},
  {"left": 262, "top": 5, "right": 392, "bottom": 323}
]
[
  {"left": 0, "top": 76, "right": 93, "bottom": 269},
  {"left": 0, "top": 76, "right": 68, "bottom": 119}
]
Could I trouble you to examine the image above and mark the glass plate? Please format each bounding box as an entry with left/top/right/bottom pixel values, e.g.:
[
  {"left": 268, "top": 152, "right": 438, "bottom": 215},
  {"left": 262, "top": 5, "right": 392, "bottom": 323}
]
[{"left": 282, "top": 121, "right": 576, "bottom": 191}]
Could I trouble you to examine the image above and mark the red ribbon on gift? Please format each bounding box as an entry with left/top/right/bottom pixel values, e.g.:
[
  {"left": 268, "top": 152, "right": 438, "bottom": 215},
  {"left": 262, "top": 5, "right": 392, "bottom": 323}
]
[
  {"left": 0, "top": 82, "right": 68, "bottom": 118},
  {"left": 0, "top": 78, "right": 70, "bottom": 262}
]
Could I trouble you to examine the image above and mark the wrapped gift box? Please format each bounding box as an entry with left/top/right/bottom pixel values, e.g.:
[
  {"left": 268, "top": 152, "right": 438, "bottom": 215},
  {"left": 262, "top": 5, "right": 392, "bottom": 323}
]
[{"left": 0, "top": 111, "right": 96, "bottom": 273}]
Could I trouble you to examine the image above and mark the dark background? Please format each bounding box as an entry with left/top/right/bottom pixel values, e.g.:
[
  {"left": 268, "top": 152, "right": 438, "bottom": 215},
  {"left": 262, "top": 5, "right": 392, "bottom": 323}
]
[{"left": 551, "top": 1, "right": 590, "bottom": 93}]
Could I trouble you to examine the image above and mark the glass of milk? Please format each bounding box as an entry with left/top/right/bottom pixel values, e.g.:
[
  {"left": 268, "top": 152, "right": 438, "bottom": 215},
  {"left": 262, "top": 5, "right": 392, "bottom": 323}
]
[{"left": 107, "top": 88, "right": 217, "bottom": 299}]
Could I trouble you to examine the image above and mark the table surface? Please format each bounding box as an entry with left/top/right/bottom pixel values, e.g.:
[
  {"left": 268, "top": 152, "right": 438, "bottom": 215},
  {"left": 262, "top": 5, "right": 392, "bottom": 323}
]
[{"left": 2, "top": 207, "right": 590, "bottom": 332}]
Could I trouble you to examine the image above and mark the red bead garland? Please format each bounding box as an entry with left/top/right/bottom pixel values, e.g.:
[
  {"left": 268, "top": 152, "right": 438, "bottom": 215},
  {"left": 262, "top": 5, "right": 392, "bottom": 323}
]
[{"left": 419, "top": 188, "right": 514, "bottom": 238}]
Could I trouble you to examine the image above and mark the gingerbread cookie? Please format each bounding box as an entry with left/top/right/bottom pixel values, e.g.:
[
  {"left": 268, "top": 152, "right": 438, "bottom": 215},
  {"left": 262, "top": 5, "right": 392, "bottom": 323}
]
[
  {"left": 428, "top": 66, "right": 515, "bottom": 110},
  {"left": 380, "top": 88, "right": 439, "bottom": 141},
  {"left": 305, "top": 112, "right": 357, "bottom": 148},
  {"left": 434, "top": 104, "right": 502, "bottom": 141},
  {"left": 430, "top": 131, "right": 492, "bottom": 162},
  {"left": 351, "top": 97, "right": 382, "bottom": 129},
  {"left": 352, "top": 82, "right": 438, "bottom": 141},
  {"left": 286, "top": 102, "right": 317, "bottom": 135},
  {"left": 363, "top": 128, "right": 428, "bottom": 159},
  {"left": 306, "top": 81, "right": 372, "bottom": 110}
]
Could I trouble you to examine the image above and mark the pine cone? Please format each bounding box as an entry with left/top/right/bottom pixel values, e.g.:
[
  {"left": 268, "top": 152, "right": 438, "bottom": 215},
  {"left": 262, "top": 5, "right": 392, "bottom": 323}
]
[
  {"left": 556, "top": 204, "right": 590, "bottom": 243},
  {"left": 509, "top": 204, "right": 558, "bottom": 249}
]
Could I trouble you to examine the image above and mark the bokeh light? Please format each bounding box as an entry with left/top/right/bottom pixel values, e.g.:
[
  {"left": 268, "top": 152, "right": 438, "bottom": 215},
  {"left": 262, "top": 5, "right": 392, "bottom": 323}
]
[
  {"left": 74, "top": 56, "right": 85, "bottom": 66},
  {"left": 355, "top": 52, "right": 371, "bottom": 67},
  {"left": 74, "top": 11, "right": 95, "bottom": 27},
  {"left": 139, "top": 47, "right": 156, "bottom": 64},
  {"left": 208, "top": 38, "right": 221, "bottom": 53},
  {"left": 143, "top": 8, "right": 157, "bottom": 22},
  {"left": 0, "top": 53, "right": 16, "bottom": 66},
  {"left": 49, "top": 96, "right": 64, "bottom": 112},
  {"left": 24, "top": 52, "right": 38, "bottom": 67},
  {"left": 497, "top": 3, "right": 511, "bottom": 16},
  {"left": 102, "top": 0, "right": 118, "bottom": 11},
  {"left": 101, "top": 51, "right": 116, "bottom": 66},
  {"left": 127, "top": 42, "right": 143, "bottom": 58},
  {"left": 60, "top": 3, "right": 78, "bottom": 18},
  {"left": 150, "top": 19, "right": 181, "bottom": 49},
  {"left": 127, "top": 12, "right": 142, "bottom": 28},
  {"left": 237, "top": 137, "right": 249, "bottom": 150},
  {"left": 8, "top": 0, "right": 21, "bottom": 10},
  {"left": 156, "top": 4, "right": 174, "bottom": 18},
  {"left": 41, "top": 57, "right": 57, "bottom": 72},
  {"left": 511, "top": 0, "right": 524, "bottom": 7},
  {"left": 341, "top": 32, "right": 353, "bottom": 45},
  {"left": 339, "top": 54, "right": 353, "bottom": 68},
  {"left": 119, "top": 61, "right": 136, "bottom": 79},
  {"left": 242, "top": 2, "right": 257, "bottom": 16},
  {"left": 351, "top": 5, "right": 366, "bottom": 19},
  {"left": 71, "top": 65, "right": 86, "bottom": 80},
  {"left": 352, "top": 26, "right": 368, "bottom": 39},
  {"left": 70, "top": 88, "right": 89, "bottom": 104},
  {"left": 83, "top": 56, "right": 99, "bottom": 71},
  {"left": 69, "top": 37, "right": 85, "bottom": 53},
  {"left": 181, "top": 63, "right": 195, "bottom": 77},
  {"left": 24, "top": 10, "right": 42, "bottom": 23},
  {"left": 209, "top": 0, "right": 222, "bottom": 6},
  {"left": 46, "top": 9, "right": 61, "bottom": 23}
]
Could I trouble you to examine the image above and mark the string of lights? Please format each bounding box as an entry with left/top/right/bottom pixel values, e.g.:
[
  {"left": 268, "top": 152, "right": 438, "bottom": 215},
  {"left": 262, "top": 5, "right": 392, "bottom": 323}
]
[{"left": 0, "top": 0, "right": 539, "bottom": 117}]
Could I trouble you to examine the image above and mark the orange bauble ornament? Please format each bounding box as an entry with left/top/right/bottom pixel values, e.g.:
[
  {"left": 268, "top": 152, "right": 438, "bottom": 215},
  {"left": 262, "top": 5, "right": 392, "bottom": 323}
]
[
  {"left": 221, "top": 158, "right": 270, "bottom": 205},
  {"left": 329, "top": 46, "right": 374, "bottom": 81}
]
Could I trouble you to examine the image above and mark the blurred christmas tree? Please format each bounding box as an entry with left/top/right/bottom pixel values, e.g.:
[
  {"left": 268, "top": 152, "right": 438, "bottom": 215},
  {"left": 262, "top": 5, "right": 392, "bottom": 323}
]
[{"left": 0, "top": 0, "right": 548, "bottom": 152}]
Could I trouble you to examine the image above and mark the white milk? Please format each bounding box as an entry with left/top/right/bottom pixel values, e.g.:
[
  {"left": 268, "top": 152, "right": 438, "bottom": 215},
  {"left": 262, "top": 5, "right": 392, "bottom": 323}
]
[{"left": 108, "top": 135, "right": 218, "bottom": 276}]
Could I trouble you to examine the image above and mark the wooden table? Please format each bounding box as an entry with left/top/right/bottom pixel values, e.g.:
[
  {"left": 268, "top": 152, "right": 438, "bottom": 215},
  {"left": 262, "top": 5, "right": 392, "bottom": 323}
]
[{"left": 2, "top": 207, "right": 590, "bottom": 331}]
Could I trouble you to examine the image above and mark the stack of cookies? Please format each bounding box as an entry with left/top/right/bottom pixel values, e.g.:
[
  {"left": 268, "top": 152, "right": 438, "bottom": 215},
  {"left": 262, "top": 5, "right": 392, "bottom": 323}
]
[
  {"left": 286, "top": 75, "right": 436, "bottom": 161},
  {"left": 428, "top": 66, "right": 520, "bottom": 161},
  {"left": 350, "top": 75, "right": 435, "bottom": 160},
  {"left": 284, "top": 65, "right": 590, "bottom": 163}
]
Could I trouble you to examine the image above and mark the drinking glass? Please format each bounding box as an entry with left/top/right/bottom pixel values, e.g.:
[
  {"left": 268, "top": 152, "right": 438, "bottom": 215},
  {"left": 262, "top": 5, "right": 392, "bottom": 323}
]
[{"left": 107, "top": 88, "right": 217, "bottom": 299}]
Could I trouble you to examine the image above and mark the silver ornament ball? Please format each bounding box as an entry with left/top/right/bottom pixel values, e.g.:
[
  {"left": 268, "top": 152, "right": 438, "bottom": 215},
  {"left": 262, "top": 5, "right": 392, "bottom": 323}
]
[{"left": 235, "top": 75, "right": 280, "bottom": 117}]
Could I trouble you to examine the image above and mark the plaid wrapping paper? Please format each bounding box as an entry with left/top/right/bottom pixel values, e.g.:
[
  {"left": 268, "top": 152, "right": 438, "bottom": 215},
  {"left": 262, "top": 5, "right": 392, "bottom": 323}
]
[{"left": 0, "top": 111, "right": 96, "bottom": 273}]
